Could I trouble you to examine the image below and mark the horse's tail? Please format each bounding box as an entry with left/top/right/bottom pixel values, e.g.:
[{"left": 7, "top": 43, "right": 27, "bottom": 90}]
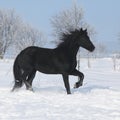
[{"left": 12, "top": 55, "right": 23, "bottom": 91}]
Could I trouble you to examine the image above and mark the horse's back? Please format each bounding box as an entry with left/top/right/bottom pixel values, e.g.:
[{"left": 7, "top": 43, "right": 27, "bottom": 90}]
[
  {"left": 16, "top": 46, "right": 56, "bottom": 72},
  {"left": 19, "top": 46, "right": 54, "bottom": 58}
]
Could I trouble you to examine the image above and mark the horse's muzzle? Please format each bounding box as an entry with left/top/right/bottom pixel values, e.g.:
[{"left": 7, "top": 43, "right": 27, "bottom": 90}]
[{"left": 90, "top": 46, "right": 95, "bottom": 52}]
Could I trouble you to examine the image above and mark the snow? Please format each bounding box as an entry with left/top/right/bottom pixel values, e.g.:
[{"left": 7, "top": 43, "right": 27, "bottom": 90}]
[{"left": 0, "top": 58, "right": 120, "bottom": 120}]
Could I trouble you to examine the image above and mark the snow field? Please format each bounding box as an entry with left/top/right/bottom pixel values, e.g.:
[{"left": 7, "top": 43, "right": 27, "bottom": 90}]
[{"left": 0, "top": 58, "right": 120, "bottom": 120}]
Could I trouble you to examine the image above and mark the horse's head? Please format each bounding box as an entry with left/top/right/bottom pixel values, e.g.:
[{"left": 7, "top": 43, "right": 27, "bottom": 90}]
[{"left": 77, "top": 28, "right": 95, "bottom": 52}]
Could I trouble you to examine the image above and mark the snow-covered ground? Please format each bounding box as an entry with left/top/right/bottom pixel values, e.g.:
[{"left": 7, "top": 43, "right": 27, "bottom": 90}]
[{"left": 0, "top": 58, "right": 120, "bottom": 120}]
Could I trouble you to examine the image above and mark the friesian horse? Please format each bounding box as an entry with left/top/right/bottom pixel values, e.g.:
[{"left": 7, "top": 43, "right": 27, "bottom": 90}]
[{"left": 12, "top": 28, "right": 95, "bottom": 94}]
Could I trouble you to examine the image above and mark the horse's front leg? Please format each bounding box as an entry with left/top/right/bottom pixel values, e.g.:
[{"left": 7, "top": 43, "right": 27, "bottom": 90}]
[
  {"left": 70, "top": 69, "right": 84, "bottom": 88},
  {"left": 62, "top": 74, "right": 71, "bottom": 94}
]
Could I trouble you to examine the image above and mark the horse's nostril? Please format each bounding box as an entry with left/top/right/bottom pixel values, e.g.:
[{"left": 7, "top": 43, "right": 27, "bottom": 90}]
[
  {"left": 92, "top": 46, "right": 95, "bottom": 51},
  {"left": 90, "top": 46, "right": 95, "bottom": 52}
]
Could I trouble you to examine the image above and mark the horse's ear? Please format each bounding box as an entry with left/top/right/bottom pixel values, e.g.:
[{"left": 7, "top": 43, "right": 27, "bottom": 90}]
[
  {"left": 80, "top": 28, "right": 83, "bottom": 32},
  {"left": 84, "top": 29, "right": 87, "bottom": 32}
]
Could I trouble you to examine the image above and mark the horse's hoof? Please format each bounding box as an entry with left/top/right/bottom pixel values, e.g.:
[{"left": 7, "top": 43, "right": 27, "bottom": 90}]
[
  {"left": 27, "top": 88, "right": 34, "bottom": 92},
  {"left": 67, "top": 91, "right": 71, "bottom": 94},
  {"left": 11, "top": 86, "right": 20, "bottom": 92},
  {"left": 74, "top": 82, "right": 83, "bottom": 89}
]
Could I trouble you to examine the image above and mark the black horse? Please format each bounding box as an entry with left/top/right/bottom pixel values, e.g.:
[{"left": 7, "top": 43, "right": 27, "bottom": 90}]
[{"left": 12, "top": 28, "right": 95, "bottom": 94}]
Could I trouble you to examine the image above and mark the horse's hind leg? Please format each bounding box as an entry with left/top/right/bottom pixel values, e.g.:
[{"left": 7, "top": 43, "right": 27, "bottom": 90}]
[
  {"left": 12, "top": 80, "right": 23, "bottom": 92},
  {"left": 12, "top": 69, "right": 35, "bottom": 92},
  {"left": 12, "top": 70, "right": 23, "bottom": 92},
  {"left": 25, "top": 70, "right": 36, "bottom": 91}
]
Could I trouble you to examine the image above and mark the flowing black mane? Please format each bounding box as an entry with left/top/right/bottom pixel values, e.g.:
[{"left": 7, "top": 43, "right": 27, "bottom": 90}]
[{"left": 57, "top": 29, "right": 80, "bottom": 48}]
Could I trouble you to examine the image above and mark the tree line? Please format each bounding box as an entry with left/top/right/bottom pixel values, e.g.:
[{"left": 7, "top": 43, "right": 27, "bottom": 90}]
[
  {"left": 0, "top": 9, "right": 45, "bottom": 58},
  {"left": 0, "top": 6, "right": 108, "bottom": 59}
]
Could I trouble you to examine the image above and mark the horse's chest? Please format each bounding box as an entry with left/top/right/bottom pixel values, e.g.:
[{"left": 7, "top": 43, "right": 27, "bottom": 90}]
[
  {"left": 55, "top": 56, "right": 77, "bottom": 72},
  {"left": 71, "top": 60, "right": 77, "bottom": 68}
]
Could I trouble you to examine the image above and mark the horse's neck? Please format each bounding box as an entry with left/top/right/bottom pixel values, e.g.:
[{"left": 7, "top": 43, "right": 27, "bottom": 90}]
[
  {"left": 56, "top": 43, "right": 80, "bottom": 58},
  {"left": 69, "top": 45, "right": 79, "bottom": 58}
]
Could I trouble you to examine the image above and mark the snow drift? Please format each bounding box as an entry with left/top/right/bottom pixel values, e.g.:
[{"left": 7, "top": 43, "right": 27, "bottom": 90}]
[{"left": 0, "top": 58, "right": 120, "bottom": 120}]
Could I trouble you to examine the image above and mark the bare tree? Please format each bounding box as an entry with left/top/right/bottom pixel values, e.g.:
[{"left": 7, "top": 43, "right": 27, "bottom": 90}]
[
  {"left": 14, "top": 23, "right": 45, "bottom": 53},
  {"left": 51, "top": 4, "right": 84, "bottom": 40},
  {"left": 112, "top": 54, "right": 117, "bottom": 71},
  {"left": 94, "top": 41, "right": 106, "bottom": 58},
  {"left": 0, "top": 9, "right": 20, "bottom": 58},
  {"left": 0, "top": 9, "right": 46, "bottom": 58},
  {"left": 51, "top": 4, "right": 96, "bottom": 71}
]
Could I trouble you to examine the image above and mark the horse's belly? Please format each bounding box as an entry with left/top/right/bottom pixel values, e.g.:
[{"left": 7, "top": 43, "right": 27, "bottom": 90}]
[
  {"left": 36, "top": 65, "right": 58, "bottom": 74},
  {"left": 35, "top": 58, "right": 73, "bottom": 74}
]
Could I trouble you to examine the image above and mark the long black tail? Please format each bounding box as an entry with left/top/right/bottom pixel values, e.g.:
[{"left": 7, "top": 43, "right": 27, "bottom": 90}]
[{"left": 12, "top": 55, "right": 23, "bottom": 91}]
